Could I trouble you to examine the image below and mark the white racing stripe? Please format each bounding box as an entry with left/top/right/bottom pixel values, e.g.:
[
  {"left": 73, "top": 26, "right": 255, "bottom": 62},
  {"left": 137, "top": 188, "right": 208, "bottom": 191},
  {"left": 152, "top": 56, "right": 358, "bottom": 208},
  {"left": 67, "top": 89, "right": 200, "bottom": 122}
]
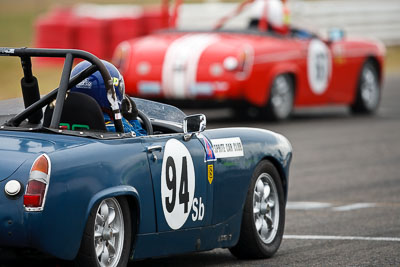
[
  {"left": 161, "top": 34, "right": 219, "bottom": 99},
  {"left": 284, "top": 235, "right": 400, "bottom": 242}
]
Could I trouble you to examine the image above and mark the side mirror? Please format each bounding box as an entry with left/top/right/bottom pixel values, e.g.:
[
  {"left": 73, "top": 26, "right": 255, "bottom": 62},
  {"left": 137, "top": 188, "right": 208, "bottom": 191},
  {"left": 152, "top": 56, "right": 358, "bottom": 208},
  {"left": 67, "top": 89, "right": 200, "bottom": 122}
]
[
  {"left": 183, "top": 114, "right": 206, "bottom": 139},
  {"left": 328, "top": 28, "right": 345, "bottom": 42}
]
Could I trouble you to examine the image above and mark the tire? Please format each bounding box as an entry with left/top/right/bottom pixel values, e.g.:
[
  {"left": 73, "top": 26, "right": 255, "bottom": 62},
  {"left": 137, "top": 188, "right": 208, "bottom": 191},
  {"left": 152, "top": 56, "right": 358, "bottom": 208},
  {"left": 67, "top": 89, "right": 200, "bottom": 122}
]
[
  {"left": 263, "top": 74, "right": 294, "bottom": 121},
  {"left": 229, "top": 160, "right": 285, "bottom": 259},
  {"left": 74, "top": 197, "right": 131, "bottom": 267},
  {"left": 350, "top": 61, "right": 380, "bottom": 114}
]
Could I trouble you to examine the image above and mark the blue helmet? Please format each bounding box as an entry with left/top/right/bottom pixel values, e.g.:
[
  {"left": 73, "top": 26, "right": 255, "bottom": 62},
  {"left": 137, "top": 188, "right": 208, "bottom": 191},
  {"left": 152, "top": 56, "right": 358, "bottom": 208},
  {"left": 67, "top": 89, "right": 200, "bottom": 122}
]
[{"left": 70, "top": 60, "right": 125, "bottom": 110}]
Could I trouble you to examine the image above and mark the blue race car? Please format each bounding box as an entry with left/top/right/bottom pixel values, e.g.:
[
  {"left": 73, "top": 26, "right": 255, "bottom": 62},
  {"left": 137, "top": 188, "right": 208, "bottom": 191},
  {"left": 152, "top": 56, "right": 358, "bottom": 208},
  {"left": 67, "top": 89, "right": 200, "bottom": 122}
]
[{"left": 0, "top": 48, "right": 292, "bottom": 266}]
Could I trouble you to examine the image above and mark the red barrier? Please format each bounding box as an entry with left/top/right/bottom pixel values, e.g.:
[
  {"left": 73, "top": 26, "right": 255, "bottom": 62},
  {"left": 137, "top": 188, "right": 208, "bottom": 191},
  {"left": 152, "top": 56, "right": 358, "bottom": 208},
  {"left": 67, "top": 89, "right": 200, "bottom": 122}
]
[
  {"left": 34, "top": 7, "right": 74, "bottom": 64},
  {"left": 142, "top": 7, "right": 169, "bottom": 34},
  {"left": 74, "top": 18, "right": 108, "bottom": 59},
  {"left": 33, "top": 4, "right": 170, "bottom": 65},
  {"left": 109, "top": 17, "right": 144, "bottom": 59}
]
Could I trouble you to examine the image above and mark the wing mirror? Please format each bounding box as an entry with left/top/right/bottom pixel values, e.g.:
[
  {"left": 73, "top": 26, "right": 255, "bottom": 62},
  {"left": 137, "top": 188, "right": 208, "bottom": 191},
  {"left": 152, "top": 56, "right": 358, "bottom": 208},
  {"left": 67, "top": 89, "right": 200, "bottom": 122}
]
[
  {"left": 183, "top": 114, "right": 206, "bottom": 141},
  {"left": 328, "top": 28, "right": 345, "bottom": 42}
]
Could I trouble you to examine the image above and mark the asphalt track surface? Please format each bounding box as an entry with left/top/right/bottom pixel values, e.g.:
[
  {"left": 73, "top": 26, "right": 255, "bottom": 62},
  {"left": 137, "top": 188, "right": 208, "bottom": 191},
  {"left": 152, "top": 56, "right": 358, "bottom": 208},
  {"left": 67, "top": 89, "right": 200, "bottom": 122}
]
[{"left": 1, "top": 74, "right": 399, "bottom": 266}]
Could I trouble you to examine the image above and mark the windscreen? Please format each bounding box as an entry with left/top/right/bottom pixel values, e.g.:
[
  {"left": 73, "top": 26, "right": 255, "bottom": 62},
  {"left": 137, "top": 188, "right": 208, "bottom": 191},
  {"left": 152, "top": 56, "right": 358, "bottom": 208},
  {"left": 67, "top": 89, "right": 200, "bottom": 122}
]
[{"left": 133, "top": 97, "right": 186, "bottom": 124}]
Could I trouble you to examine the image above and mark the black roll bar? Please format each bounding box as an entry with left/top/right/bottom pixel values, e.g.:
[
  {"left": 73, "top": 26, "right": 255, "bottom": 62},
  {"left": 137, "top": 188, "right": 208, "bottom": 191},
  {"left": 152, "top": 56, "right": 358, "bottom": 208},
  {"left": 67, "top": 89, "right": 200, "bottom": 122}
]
[{"left": 0, "top": 47, "right": 124, "bottom": 132}]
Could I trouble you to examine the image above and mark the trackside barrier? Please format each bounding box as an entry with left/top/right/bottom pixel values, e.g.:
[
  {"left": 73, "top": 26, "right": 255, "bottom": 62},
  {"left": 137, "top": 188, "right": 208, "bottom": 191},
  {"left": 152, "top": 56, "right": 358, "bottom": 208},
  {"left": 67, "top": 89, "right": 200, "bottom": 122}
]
[
  {"left": 34, "top": 7, "right": 74, "bottom": 64},
  {"left": 177, "top": 0, "right": 400, "bottom": 46},
  {"left": 290, "top": 0, "right": 400, "bottom": 46},
  {"left": 34, "top": 4, "right": 168, "bottom": 64}
]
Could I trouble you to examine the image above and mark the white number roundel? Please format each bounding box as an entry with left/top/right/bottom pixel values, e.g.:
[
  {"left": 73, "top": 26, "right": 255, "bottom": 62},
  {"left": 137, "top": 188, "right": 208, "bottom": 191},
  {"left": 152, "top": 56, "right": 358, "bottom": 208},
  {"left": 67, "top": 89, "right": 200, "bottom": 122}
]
[
  {"left": 307, "top": 39, "right": 332, "bottom": 95},
  {"left": 161, "top": 139, "right": 195, "bottom": 230}
]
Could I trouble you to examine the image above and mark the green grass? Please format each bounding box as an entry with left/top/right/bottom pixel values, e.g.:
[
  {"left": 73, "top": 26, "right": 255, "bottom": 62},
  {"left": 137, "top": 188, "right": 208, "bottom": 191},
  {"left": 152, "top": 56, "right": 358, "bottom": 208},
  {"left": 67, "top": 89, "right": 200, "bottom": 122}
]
[
  {"left": 386, "top": 46, "right": 400, "bottom": 73},
  {"left": 0, "top": 0, "right": 55, "bottom": 100},
  {"left": 0, "top": 0, "right": 399, "bottom": 100}
]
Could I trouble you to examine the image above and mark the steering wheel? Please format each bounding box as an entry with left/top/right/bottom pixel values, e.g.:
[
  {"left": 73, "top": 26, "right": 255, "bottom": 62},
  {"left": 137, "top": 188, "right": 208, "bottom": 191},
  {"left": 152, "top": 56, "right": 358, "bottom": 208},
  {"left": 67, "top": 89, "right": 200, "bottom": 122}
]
[{"left": 137, "top": 110, "right": 153, "bottom": 135}]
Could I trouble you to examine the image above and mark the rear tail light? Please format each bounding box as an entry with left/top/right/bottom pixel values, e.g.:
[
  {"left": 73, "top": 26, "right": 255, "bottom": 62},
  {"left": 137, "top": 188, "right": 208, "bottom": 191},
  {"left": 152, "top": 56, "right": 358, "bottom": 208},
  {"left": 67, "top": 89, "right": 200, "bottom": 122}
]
[
  {"left": 223, "top": 46, "right": 254, "bottom": 81},
  {"left": 24, "top": 154, "right": 51, "bottom": 211}
]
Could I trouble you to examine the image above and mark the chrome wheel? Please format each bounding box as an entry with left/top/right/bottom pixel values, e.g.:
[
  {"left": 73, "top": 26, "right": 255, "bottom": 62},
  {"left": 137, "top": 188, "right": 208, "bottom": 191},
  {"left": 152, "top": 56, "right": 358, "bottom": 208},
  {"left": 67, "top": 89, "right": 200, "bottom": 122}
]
[
  {"left": 229, "top": 160, "right": 284, "bottom": 259},
  {"left": 253, "top": 173, "right": 279, "bottom": 244},
  {"left": 351, "top": 62, "right": 380, "bottom": 114},
  {"left": 360, "top": 65, "right": 379, "bottom": 111},
  {"left": 94, "top": 198, "right": 124, "bottom": 267},
  {"left": 268, "top": 75, "right": 294, "bottom": 120}
]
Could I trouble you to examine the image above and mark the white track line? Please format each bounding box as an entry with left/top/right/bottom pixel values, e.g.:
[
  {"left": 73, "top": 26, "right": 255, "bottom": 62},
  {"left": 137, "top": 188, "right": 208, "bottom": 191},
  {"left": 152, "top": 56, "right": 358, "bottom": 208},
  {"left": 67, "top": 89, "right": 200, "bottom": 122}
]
[
  {"left": 287, "top": 201, "right": 379, "bottom": 211},
  {"left": 284, "top": 235, "right": 400, "bottom": 242},
  {"left": 286, "top": 202, "right": 332, "bottom": 210},
  {"left": 332, "top": 203, "right": 376, "bottom": 211}
]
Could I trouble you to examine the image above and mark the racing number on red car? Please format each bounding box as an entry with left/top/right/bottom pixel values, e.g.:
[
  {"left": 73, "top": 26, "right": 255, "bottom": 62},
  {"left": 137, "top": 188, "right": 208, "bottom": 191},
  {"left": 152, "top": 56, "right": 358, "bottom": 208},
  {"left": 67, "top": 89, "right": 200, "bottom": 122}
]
[
  {"left": 307, "top": 39, "right": 332, "bottom": 95},
  {"left": 316, "top": 52, "right": 328, "bottom": 82}
]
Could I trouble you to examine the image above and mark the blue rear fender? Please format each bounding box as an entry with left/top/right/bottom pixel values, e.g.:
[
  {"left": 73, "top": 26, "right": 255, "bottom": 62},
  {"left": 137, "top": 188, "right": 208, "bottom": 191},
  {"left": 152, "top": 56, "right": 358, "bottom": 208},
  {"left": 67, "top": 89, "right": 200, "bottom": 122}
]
[
  {"left": 85, "top": 186, "right": 140, "bottom": 222},
  {"left": 85, "top": 185, "right": 141, "bottom": 257},
  {"left": 0, "top": 162, "right": 33, "bottom": 249},
  {"left": 25, "top": 138, "right": 155, "bottom": 260}
]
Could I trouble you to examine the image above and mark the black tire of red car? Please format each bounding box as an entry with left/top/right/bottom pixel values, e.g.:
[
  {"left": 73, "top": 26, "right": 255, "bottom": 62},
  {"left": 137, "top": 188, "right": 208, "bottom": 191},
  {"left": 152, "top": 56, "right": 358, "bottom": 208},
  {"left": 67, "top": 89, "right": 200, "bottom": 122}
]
[
  {"left": 74, "top": 197, "right": 131, "bottom": 267},
  {"left": 263, "top": 74, "right": 294, "bottom": 121},
  {"left": 229, "top": 160, "right": 285, "bottom": 259},
  {"left": 350, "top": 60, "right": 381, "bottom": 114}
]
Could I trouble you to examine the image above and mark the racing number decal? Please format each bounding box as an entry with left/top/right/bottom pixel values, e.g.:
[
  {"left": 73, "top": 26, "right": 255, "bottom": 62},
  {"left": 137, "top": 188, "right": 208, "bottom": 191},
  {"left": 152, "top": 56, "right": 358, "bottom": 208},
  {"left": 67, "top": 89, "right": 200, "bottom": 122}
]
[
  {"left": 307, "top": 39, "right": 332, "bottom": 95},
  {"left": 165, "top": 156, "right": 189, "bottom": 213},
  {"left": 161, "top": 139, "right": 196, "bottom": 230}
]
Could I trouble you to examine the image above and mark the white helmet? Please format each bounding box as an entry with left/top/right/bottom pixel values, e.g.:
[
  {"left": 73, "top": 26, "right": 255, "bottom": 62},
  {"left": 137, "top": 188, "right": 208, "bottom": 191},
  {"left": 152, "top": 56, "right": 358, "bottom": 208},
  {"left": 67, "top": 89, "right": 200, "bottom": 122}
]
[{"left": 250, "top": 0, "right": 285, "bottom": 29}]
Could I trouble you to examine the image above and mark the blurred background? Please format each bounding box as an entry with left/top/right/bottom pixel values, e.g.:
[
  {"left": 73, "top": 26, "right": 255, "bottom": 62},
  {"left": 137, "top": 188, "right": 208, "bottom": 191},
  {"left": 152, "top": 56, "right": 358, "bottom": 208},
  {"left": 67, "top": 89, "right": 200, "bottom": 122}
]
[
  {"left": 0, "top": 0, "right": 399, "bottom": 100},
  {"left": 1, "top": 1, "right": 400, "bottom": 265}
]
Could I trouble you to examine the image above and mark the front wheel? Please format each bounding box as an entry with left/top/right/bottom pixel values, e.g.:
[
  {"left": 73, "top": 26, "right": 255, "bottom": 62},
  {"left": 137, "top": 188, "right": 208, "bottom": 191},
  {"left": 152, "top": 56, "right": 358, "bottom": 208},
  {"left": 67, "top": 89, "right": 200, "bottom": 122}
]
[
  {"left": 263, "top": 74, "right": 294, "bottom": 121},
  {"left": 74, "top": 197, "right": 131, "bottom": 267},
  {"left": 229, "top": 160, "right": 285, "bottom": 259},
  {"left": 350, "top": 61, "right": 380, "bottom": 114}
]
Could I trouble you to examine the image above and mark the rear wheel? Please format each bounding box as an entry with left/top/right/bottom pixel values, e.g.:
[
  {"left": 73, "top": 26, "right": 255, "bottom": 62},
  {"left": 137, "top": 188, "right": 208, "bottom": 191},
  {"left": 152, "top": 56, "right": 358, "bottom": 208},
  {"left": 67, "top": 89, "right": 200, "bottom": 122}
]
[
  {"left": 350, "top": 61, "right": 380, "bottom": 114},
  {"left": 229, "top": 160, "right": 285, "bottom": 259},
  {"left": 75, "top": 197, "right": 131, "bottom": 267},
  {"left": 263, "top": 74, "right": 294, "bottom": 121}
]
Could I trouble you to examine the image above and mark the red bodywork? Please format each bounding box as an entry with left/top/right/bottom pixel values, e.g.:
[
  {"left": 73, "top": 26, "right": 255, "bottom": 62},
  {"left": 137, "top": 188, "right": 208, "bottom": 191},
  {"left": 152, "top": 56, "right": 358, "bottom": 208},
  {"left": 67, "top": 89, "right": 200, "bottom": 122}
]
[{"left": 114, "top": 3, "right": 385, "bottom": 109}]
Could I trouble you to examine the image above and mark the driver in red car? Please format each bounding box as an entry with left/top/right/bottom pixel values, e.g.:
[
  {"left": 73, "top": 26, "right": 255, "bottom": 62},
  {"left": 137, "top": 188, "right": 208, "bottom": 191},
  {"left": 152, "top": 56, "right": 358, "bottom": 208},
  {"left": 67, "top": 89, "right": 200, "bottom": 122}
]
[
  {"left": 249, "top": 0, "right": 290, "bottom": 35},
  {"left": 70, "top": 60, "right": 147, "bottom": 136}
]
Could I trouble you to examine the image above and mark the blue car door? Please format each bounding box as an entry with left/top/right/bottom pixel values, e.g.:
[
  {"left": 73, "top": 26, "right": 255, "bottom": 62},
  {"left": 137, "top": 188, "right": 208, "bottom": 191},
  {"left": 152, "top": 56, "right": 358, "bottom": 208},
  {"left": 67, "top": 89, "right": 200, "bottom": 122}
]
[{"left": 141, "top": 134, "right": 214, "bottom": 232}]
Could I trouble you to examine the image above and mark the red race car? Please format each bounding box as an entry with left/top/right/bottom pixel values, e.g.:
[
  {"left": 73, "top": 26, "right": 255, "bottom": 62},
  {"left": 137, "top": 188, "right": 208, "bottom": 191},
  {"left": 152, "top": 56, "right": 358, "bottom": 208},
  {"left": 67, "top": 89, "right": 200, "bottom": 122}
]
[{"left": 113, "top": 0, "right": 385, "bottom": 120}]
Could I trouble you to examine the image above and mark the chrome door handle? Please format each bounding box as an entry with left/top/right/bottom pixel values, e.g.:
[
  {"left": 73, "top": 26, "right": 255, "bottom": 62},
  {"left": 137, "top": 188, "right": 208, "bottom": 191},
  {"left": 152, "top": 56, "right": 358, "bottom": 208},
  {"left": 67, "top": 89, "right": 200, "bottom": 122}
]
[
  {"left": 146, "top": 145, "right": 163, "bottom": 153},
  {"left": 146, "top": 145, "right": 163, "bottom": 162}
]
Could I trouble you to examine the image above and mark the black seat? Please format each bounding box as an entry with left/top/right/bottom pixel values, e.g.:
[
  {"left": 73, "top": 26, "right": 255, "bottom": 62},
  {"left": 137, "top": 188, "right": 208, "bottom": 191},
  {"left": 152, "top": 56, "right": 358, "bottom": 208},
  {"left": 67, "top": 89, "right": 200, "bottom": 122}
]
[{"left": 43, "top": 92, "right": 106, "bottom": 131}]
